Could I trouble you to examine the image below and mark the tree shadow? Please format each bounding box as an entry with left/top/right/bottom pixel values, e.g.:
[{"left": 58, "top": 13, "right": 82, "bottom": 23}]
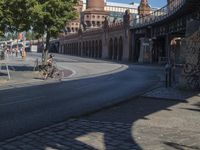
[
  {"left": 0, "top": 66, "right": 34, "bottom": 72},
  {"left": 164, "top": 142, "right": 200, "bottom": 150},
  {"left": 0, "top": 66, "right": 198, "bottom": 149},
  {"left": 0, "top": 72, "right": 7, "bottom": 76},
  {"left": 181, "top": 108, "right": 200, "bottom": 112}
]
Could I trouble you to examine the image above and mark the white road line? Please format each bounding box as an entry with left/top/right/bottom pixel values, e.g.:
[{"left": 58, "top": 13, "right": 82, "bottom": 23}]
[
  {"left": 3, "top": 95, "right": 29, "bottom": 100},
  {"left": 0, "top": 96, "right": 45, "bottom": 106}
]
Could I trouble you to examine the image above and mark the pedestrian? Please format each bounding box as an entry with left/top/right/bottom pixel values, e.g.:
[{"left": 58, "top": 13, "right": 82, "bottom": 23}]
[{"left": 21, "top": 48, "right": 26, "bottom": 60}]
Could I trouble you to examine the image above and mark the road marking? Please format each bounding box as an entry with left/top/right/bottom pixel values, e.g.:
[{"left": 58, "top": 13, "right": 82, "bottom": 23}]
[
  {"left": 0, "top": 96, "right": 45, "bottom": 106},
  {"left": 3, "top": 95, "right": 29, "bottom": 100}
]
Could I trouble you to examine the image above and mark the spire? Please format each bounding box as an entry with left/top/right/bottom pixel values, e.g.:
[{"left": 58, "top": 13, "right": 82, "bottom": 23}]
[
  {"left": 86, "top": 0, "right": 105, "bottom": 11},
  {"left": 140, "top": 0, "right": 148, "bottom": 5},
  {"left": 138, "top": 0, "right": 151, "bottom": 17}
]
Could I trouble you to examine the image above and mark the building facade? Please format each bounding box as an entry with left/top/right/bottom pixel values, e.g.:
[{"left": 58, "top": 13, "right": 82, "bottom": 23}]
[
  {"left": 59, "top": 0, "right": 154, "bottom": 62},
  {"left": 65, "top": 0, "right": 158, "bottom": 34}
]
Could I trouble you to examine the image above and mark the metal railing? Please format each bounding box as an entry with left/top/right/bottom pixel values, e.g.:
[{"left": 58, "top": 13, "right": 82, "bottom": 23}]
[{"left": 131, "top": 0, "right": 186, "bottom": 29}]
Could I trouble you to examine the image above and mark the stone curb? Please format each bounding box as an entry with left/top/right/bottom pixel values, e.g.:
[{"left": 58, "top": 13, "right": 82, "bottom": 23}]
[{"left": 0, "top": 64, "right": 126, "bottom": 91}]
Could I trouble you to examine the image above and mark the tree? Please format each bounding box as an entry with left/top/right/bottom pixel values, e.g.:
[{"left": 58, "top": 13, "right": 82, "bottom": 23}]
[
  {"left": 30, "top": 0, "right": 77, "bottom": 64},
  {"left": 1, "top": 0, "right": 35, "bottom": 36},
  {"left": 0, "top": 0, "right": 6, "bottom": 37}
]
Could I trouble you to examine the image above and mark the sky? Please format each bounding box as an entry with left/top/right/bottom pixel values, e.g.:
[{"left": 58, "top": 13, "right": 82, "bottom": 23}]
[{"left": 107, "top": 0, "right": 167, "bottom": 8}]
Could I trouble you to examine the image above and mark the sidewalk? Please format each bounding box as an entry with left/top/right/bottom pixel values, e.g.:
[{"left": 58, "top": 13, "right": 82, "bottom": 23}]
[
  {"left": 0, "top": 85, "right": 199, "bottom": 150},
  {"left": 0, "top": 56, "right": 73, "bottom": 90}
]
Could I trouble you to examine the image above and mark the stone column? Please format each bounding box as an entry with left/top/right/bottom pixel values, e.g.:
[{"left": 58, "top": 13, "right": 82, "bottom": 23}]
[
  {"left": 102, "top": 34, "right": 108, "bottom": 59},
  {"left": 122, "top": 33, "right": 130, "bottom": 61}
]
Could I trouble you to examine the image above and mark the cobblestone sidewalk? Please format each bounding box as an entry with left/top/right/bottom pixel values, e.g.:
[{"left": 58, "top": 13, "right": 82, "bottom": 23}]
[
  {"left": 0, "top": 95, "right": 200, "bottom": 150},
  {"left": 0, "top": 118, "right": 200, "bottom": 150},
  {"left": 143, "top": 86, "right": 198, "bottom": 100}
]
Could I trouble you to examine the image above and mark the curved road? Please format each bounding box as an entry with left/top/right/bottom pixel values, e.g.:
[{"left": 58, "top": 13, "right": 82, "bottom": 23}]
[{"left": 0, "top": 54, "right": 163, "bottom": 140}]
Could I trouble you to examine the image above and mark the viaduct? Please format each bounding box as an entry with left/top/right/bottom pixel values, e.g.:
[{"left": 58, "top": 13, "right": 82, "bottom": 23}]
[{"left": 50, "top": 0, "right": 200, "bottom": 89}]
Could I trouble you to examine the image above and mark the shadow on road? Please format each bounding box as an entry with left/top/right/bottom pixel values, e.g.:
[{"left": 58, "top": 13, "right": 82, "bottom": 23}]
[
  {"left": 0, "top": 66, "right": 199, "bottom": 149},
  {"left": 164, "top": 142, "right": 200, "bottom": 150},
  {"left": 1, "top": 66, "right": 34, "bottom": 71}
]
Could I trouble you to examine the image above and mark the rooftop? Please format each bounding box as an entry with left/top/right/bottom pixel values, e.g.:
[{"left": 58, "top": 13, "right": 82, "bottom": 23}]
[{"left": 82, "top": 0, "right": 140, "bottom": 9}]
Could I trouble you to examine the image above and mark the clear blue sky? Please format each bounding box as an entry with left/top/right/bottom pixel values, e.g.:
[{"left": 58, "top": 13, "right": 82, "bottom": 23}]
[{"left": 107, "top": 0, "right": 166, "bottom": 8}]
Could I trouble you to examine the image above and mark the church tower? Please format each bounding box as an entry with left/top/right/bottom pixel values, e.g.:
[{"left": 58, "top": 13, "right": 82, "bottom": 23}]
[
  {"left": 138, "top": 0, "right": 151, "bottom": 17},
  {"left": 83, "top": 0, "right": 108, "bottom": 29}
]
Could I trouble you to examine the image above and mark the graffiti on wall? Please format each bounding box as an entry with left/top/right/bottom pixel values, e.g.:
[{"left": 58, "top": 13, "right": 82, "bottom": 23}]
[{"left": 183, "top": 29, "right": 200, "bottom": 89}]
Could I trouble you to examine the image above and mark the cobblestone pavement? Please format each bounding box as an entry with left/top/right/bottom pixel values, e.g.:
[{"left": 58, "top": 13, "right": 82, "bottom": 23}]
[
  {"left": 0, "top": 93, "right": 200, "bottom": 150},
  {"left": 143, "top": 85, "right": 199, "bottom": 100}
]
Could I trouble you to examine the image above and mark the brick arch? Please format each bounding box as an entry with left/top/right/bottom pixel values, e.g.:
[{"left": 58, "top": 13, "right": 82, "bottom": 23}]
[
  {"left": 99, "top": 40, "right": 102, "bottom": 58},
  {"left": 109, "top": 38, "right": 113, "bottom": 60},
  {"left": 73, "top": 43, "right": 75, "bottom": 55},
  {"left": 69, "top": 43, "right": 71, "bottom": 55},
  {"left": 95, "top": 40, "right": 98, "bottom": 58},
  {"left": 119, "top": 36, "right": 123, "bottom": 61},
  {"left": 64, "top": 44, "right": 67, "bottom": 54},
  {"left": 83, "top": 41, "right": 86, "bottom": 56},
  {"left": 76, "top": 42, "right": 78, "bottom": 56},
  {"left": 114, "top": 37, "right": 118, "bottom": 60},
  {"left": 71, "top": 43, "right": 73, "bottom": 55},
  {"left": 89, "top": 41, "right": 92, "bottom": 57},
  {"left": 74, "top": 42, "right": 75, "bottom": 55},
  {"left": 92, "top": 40, "right": 95, "bottom": 58},
  {"left": 65, "top": 43, "right": 70, "bottom": 54},
  {"left": 63, "top": 44, "right": 65, "bottom": 54},
  {"left": 86, "top": 41, "right": 89, "bottom": 57},
  {"left": 79, "top": 42, "right": 81, "bottom": 56}
]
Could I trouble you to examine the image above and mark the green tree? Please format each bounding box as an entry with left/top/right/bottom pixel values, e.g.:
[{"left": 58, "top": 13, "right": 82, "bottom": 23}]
[
  {"left": 30, "top": 0, "right": 77, "bottom": 64},
  {"left": 2, "top": 0, "right": 35, "bottom": 35},
  {"left": 0, "top": 0, "right": 5, "bottom": 37},
  {"left": 25, "top": 31, "right": 32, "bottom": 40}
]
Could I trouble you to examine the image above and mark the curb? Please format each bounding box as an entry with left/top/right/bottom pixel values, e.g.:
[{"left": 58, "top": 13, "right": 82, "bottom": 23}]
[{"left": 0, "top": 64, "right": 127, "bottom": 91}]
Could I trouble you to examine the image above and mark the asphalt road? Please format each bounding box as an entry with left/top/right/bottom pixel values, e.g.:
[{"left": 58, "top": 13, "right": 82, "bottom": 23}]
[{"left": 0, "top": 54, "right": 162, "bottom": 140}]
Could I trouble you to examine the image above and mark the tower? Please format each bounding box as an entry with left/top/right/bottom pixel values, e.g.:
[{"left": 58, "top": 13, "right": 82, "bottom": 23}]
[
  {"left": 83, "top": 0, "right": 108, "bottom": 29},
  {"left": 86, "top": 0, "right": 104, "bottom": 10},
  {"left": 167, "top": 0, "right": 173, "bottom": 4},
  {"left": 138, "top": 0, "right": 151, "bottom": 17}
]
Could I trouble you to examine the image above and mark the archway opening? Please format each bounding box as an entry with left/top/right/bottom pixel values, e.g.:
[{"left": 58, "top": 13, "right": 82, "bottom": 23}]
[
  {"left": 119, "top": 37, "right": 123, "bottom": 61},
  {"left": 114, "top": 38, "right": 118, "bottom": 60},
  {"left": 109, "top": 38, "right": 113, "bottom": 60}
]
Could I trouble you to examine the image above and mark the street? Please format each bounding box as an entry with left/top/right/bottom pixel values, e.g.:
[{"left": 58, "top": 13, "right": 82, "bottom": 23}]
[{"left": 0, "top": 53, "right": 161, "bottom": 140}]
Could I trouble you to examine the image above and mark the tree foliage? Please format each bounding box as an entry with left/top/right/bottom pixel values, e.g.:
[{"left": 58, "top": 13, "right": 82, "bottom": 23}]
[
  {"left": 0, "top": 0, "right": 77, "bottom": 63},
  {"left": 1, "top": 0, "right": 35, "bottom": 34},
  {"left": 30, "top": 0, "right": 77, "bottom": 63}
]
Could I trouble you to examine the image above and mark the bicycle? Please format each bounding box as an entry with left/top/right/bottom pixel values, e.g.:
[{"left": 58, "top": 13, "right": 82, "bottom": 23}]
[
  {"left": 38, "top": 63, "right": 64, "bottom": 80},
  {"left": 34, "top": 56, "right": 64, "bottom": 81}
]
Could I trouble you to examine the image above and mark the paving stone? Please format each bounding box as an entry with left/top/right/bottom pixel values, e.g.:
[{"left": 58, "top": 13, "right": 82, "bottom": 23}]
[{"left": 1, "top": 93, "right": 200, "bottom": 150}]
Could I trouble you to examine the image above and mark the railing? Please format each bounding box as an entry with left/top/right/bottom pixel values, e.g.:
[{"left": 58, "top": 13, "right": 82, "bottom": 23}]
[{"left": 131, "top": 0, "right": 186, "bottom": 29}]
